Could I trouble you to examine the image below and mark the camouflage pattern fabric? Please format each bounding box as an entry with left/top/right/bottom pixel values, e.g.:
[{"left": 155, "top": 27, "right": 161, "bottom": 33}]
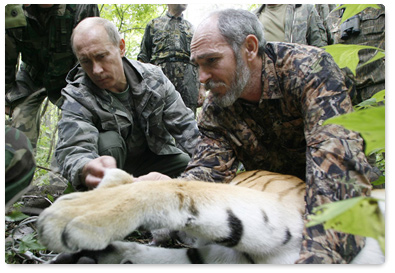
[
  {"left": 314, "top": 4, "right": 337, "bottom": 42},
  {"left": 254, "top": 4, "right": 328, "bottom": 47},
  {"left": 55, "top": 58, "right": 199, "bottom": 189},
  {"left": 137, "top": 12, "right": 199, "bottom": 114},
  {"left": 5, "top": 4, "right": 99, "bottom": 149},
  {"left": 5, "top": 4, "right": 100, "bottom": 106},
  {"left": 157, "top": 61, "right": 199, "bottom": 114},
  {"left": 5, "top": 126, "right": 36, "bottom": 204},
  {"left": 181, "top": 42, "right": 373, "bottom": 263},
  {"left": 326, "top": 5, "right": 385, "bottom": 104}
]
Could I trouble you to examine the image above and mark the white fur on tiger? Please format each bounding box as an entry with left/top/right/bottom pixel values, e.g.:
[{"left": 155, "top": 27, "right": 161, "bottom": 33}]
[{"left": 37, "top": 169, "right": 384, "bottom": 264}]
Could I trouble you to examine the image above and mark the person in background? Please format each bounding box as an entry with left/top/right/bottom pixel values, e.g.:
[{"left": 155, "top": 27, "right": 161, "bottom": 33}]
[
  {"left": 315, "top": 4, "right": 337, "bottom": 42},
  {"left": 254, "top": 4, "right": 327, "bottom": 47},
  {"left": 55, "top": 17, "right": 200, "bottom": 191},
  {"left": 5, "top": 4, "right": 100, "bottom": 152},
  {"left": 326, "top": 4, "right": 385, "bottom": 104},
  {"left": 138, "top": 4, "right": 204, "bottom": 116},
  {"left": 5, "top": 126, "right": 36, "bottom": 206}
]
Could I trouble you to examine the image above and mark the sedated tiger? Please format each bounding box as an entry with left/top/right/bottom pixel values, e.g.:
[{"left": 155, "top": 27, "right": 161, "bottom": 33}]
[{"left": 37, "top": 168, "right": 384, "bottom": 264}]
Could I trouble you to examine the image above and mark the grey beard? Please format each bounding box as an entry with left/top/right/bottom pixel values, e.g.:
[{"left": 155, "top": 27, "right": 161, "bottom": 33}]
[{"left": 207, "top": 57, "right": 251, "bottom": 108}]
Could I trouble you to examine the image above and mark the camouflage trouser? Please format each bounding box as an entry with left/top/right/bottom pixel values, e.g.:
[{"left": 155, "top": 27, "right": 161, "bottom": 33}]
[
  {"left": 157, "top": 61, "right": 199, "bottom": 116},
  {"left": 8, "top": 88, "right": 47, "bottom": 153},
  {"left": 98, "top": 131, "right": 190, "bottom": 177},
  {"left": 5, "top": 126, "right": 36, "bottom": 205}
]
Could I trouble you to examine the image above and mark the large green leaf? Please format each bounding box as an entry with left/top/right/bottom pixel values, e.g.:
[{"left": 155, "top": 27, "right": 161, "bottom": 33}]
[
  {"left": 307, "top": 196, "right": 385, "bottom": 253},
  {"left": 323, "top": 44, "right": 385, "bottom": 76},
  {"left": 18, "top": 233, "right": 47, "bottom": 254},
  {"left": 323, "top": 106, "right": 385, "bottom": 155},
  {"left": 334, "top": 4, "right": 381, "bottom": 23}
]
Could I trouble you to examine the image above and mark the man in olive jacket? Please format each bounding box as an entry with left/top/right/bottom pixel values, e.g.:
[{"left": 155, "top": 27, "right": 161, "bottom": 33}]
[
  {"left": 55, "top": 17, "right": 199, "bottom": 191},
  {"left": 254, "top": 4, "right": 327, "bottom": 47}
]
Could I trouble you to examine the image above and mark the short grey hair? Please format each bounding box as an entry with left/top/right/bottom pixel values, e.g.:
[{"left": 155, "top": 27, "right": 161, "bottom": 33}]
[
  {"left": 211, "top": 9, "right": 266, "bottom": 56},
  {"left": 71, "top": 17, "right": 121, "bottom": 54}
]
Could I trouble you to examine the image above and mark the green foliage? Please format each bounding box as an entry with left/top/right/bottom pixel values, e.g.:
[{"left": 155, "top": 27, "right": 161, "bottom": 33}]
[
  {"left": 307, "top": 196, "right": 385, "bottom": 253},
  {"left": 99, "top": 4, "right": 166, "bottom": 59},
  {"left": 334, "top": 4, "right": 381, "bottom": 23},
  {"left": 311, "top": 5, "right": 386, "bottom": 256},
  {"left": 354, "top": 89, "right": 385, "bottom": 110},
  {"left": 18, "top": 233, "right": 46, "bottom": 254},
  {"left": 33, "top": 99, "right": 60, "bottom": 185},
  {"left": 324, "top": 105, "right": 385, "bottom": 156},
  {"left": 323, "top": 44, "right": 385, "bottom": 76},
  {"left": 5, "top": 210, "right": 29, "bottom": 222}
]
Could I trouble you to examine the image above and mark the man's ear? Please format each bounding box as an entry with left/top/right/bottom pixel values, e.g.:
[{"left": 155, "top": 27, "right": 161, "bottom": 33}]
[
  {"left": 119, "top": 38, "right": 126, "bottom": 57},
  {"left": 244, "top": 34, "right": 259, "bottom": 61}
]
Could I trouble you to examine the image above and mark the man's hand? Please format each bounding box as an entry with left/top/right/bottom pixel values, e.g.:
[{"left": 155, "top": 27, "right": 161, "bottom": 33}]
[
  {"left": 134, "top": 172, "right": 171, "bottom": 182},
  {"left": 82, "top": 156, "right": 117, "bottom": 189}
]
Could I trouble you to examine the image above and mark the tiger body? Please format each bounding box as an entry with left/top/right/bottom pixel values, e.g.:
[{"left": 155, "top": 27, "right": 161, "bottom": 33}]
[{"left": 37, "top": 169, "right": 384, "bottom": 264}]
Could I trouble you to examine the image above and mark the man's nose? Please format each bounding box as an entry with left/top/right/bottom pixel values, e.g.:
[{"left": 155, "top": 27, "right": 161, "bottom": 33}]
[
  {"left": 92, "top": 61, "right": 103, "bottom": 75},
  {"left": 199, "top": 69, "right": 211, "bottom": 85}
]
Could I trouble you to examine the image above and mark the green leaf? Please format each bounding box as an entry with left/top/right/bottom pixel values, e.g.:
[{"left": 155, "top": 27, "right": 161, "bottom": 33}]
[
  {"left": 307, "top": 196, "right": 385, "bottom": 253},
  {"left": 323, "top": 44, "right": 385, "bottom": 76},
  {"left": 5, "top": 211, "right": 29, "bottom": 222},
  {"left": 46, "top": 194, "right": 54, "bottom": 203},
  {"left": 372, "top": 175, "right": 385, "bottom": 186},
  {"left": 18, "top": 233, "right": 46, "bottom": 253},
  {"left": 323, "top": 106, "right": 385, "bottom": 155},
  {"left": 63, "top": 182, "right": 76, "bottom": 194},
  {"left": 334, "top": 4, "right": 381, "bottom": 23},
  {"left": 354, "top": 90, "right": 385, "bottom": 110},
  {"left": 371, "top": 90, "right": 385, "bottom": 103}
]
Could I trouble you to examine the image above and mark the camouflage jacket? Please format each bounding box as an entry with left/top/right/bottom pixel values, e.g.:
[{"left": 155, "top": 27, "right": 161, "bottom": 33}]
[
  {"left": 137, "top": 12, "right": 194, "bottom": 64},
  {"left": 326, "top": 5, "right": 385, "bottom": 103},
  {"left": 254, "top": 4, "right": 328, "bottom": 47},
  {"left": 182, "top": 42, "right": 373, "bottom": 263},
  {"left": 56, "top": 58, "right": 199, "bottom": 188},
  {"left": 5, "top": 4, "right": 99, "bottom": 106}
]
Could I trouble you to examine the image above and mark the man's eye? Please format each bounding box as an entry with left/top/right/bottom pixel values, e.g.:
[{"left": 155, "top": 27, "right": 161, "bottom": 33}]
[{"left": 207, "top": 58, "right": 216, "bottom": 64}]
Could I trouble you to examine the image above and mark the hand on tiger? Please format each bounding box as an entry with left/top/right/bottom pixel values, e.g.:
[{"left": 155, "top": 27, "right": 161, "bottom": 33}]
[
  {"left": 82, "top": 156, "right": 117, "bottom": 189},
  {"left": 134, "top": 172, "right": 171, "bottom": 182}
]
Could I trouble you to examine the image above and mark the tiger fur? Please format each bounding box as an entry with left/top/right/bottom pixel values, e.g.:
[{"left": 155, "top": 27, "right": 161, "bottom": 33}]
[{"left": 37, "top": 168, "right": 384, "bottom": 264}]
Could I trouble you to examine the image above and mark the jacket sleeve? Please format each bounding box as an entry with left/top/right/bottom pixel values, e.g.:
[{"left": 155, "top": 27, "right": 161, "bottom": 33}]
[
  {"left": 180, "top": 132, "right": 239, "bottom": 183},
  {"left": 5, "top": 31, "right": 19, "bottom": 107},
  {"left": 180, "top": 101, "right": 240, "bottom": 183},
  {"left": 137, "top": 22, "right": 153, "bottom": 63},
  {"left": 307, "top": 6, "right": 328, "bottom": 47},
  {"left": 296, "top": 50, "right": 373, "bottom": 263},
  {"left": 160, "top": 73, "right": 200, "bottom": 157},
  {"left": 55, "top": 91, "right": 100, "bottom": 189}
]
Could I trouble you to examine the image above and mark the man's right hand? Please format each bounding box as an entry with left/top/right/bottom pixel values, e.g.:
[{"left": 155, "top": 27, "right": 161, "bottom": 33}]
[{"left": 82, "top": 156, "right": 117, "bottom": 189}]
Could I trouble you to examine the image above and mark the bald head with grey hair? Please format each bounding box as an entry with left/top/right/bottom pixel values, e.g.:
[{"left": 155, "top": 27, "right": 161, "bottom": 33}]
[{"left": 71, "top": 17, "right": 121, "bottom": 55}]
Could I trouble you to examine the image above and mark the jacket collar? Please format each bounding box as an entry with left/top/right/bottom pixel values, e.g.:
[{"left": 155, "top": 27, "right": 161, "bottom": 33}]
[
  {"left": 259, "top": 47, "right": 283, "bottom": 102},
  {"left": 166, "top": 11, "right": 184, "bottom": 20}
]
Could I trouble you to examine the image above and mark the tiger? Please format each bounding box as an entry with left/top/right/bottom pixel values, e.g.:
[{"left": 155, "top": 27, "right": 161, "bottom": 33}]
[{"left": 37, "top": 168, "right": 384, "bottom": 264}]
